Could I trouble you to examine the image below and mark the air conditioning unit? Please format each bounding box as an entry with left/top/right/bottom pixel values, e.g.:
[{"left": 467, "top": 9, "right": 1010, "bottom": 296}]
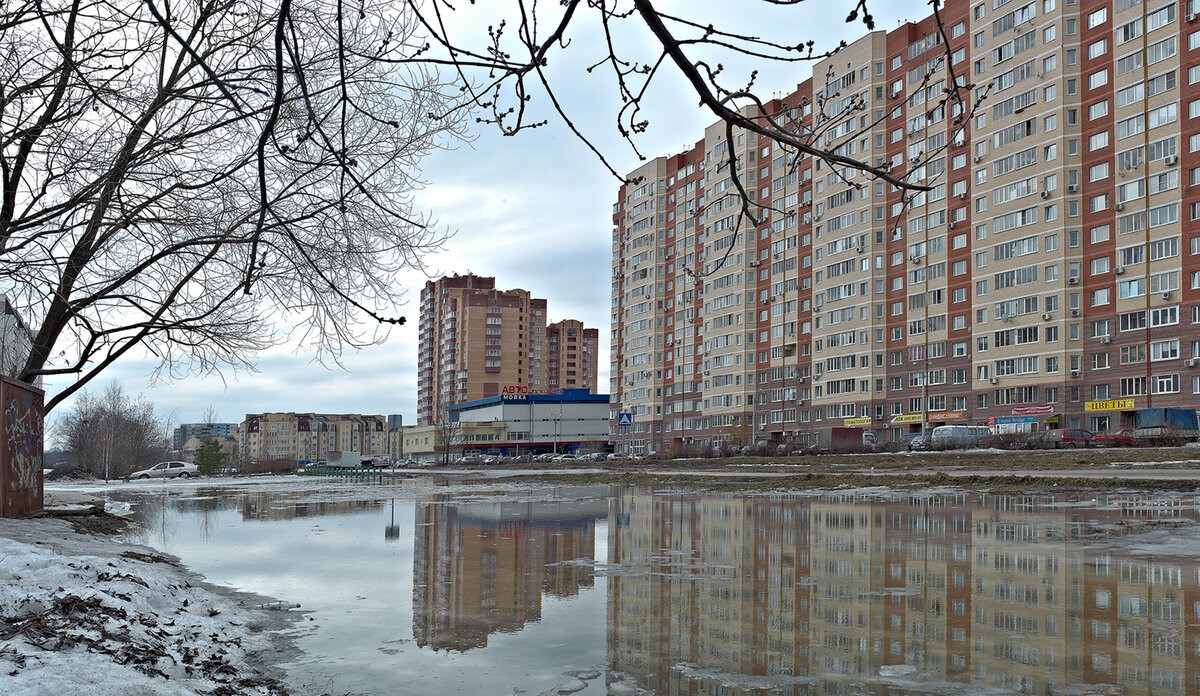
[
  {"left": 1071, "top": 309, "right": 1080, "bottom": 317},
  {"left": 957, "top": 193, "right": 967, "bottom": 200},
  {"left": 947, "top": 222, "right": 955, "bottom": 229},
  {"left": 1189, "top": 12, "right": 1197, "bottom": 23},
  {"left": 1164, "top": 154, "right": 1178, "bottom": 166},
  {"left": 1187, "top": 358, "right": 1199, "bottom": 368},
  {"left": 1070, "top": 369, "right": 1081, "bottom": 378},
  {"left": 1040, "top": 190, "right": 1051, "bottom": 199},
  {"left": 770, "top": 295, "right": 779, "bottom": 302},
  {"left": 1115, "top": 203, "right": 1125, "bottom": 212},
  {"left": 1067, "top": 184, "right": 1078, "bottom": 192},
  {"left": 1162, "top": 291, "right": 1173, "bottom": 300},
  {"left": 1067, "top": 276, "right": 1080, "bottom": 285},
  {"left": 910, "top": 256, "right": 922, "bottom": 264},
  {"left": 749, "top": 260, "right": 760, "bottom": 267},
  {"left": 1114, "top": 266, "right": 1125, "bottom": 275},
  {"left": 1041, "top": 313, "right": 1052, "bottom": 321},
  {"left": 989, "top": 377, "right": 999, "bottom": 384},
  {"left": 973, "top": 156, "right": 982, "bottom": 163},
  {"left": 1100, "top": 336, "right": 1111, "bottom": 344}
]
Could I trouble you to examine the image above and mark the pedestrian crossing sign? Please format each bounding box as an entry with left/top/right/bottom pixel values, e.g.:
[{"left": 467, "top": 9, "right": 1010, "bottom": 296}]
[{"left": 617, "top": 412, "right": 634, "bottom": 427}]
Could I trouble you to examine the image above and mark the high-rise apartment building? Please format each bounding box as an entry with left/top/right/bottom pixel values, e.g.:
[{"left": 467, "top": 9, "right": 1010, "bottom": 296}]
[
  {"left": 418, "top": 274, "right": 599, "bottom": 425},
  {"left": 546, "top": 319, "right": 600, "bottom": 393},
  {"left": 611, "top": 0, "right": 1200, "bottom": 455}
]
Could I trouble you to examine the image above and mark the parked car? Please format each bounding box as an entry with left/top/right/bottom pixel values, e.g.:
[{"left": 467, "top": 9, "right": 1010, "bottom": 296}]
[
  {"left": 930, "top": 425, "right": 993, "bottom": 450},
  {"left": 1026, "top": 428, "right": 1094, "bottom": 449},
  {"left": 128, "top": 461, "right": 198, "bottom": 479},
  {"left": 1091, "top": 428, "right": 1137, "bottom": 447},
  {"left": 906, "top": 432, "right": 932, "bottom": 451},
  {"left": 981, "top": 432, "right": 1030, "bottom": 450}
]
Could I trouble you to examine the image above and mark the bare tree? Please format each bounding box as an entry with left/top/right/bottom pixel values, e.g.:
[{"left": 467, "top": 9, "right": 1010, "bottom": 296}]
[
  {"left": 434, "top": 415, "right": 462, "bottom": 466},
  {"left": 403, "top": 0, "right": 981, "bottom": 278},
  {"left": 54, "top": 383, "right": 169, "bottom": 479},
  {"left": 2, "top": 0, "right": 468, "bottom": 411}
]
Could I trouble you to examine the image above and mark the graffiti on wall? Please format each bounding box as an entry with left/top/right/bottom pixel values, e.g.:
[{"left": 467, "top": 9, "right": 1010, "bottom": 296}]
[{"left": 5, "top": 388, "right": 43, "bottom": 493}]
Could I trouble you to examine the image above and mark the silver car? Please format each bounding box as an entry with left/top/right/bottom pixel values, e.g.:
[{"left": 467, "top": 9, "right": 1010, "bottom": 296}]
[{"left": 128, "top": 461, "right": 198, "bottom": 479}]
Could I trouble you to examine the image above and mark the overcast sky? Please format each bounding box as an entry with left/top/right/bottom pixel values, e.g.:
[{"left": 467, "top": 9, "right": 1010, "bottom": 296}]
[{"left": 49, "top": 1, "right": 928, "bottom": 433}]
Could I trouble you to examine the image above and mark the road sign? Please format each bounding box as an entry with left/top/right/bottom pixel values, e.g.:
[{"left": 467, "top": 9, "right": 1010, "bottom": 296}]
[{"left": 617, "top": 412, "right": 634, "bottom": 427}]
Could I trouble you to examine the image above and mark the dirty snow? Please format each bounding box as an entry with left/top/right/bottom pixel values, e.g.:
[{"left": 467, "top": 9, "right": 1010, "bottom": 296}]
[{"left": 0, "top": 517, "right": 294, "bottom": 696}]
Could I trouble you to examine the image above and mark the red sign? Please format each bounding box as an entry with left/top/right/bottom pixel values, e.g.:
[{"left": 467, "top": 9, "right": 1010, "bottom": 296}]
[
  {"left": 1011, "top": 405, "right": 1055, "bottom": 415},
  {"left": 501, "top": 384, "right": 566, "bottom": 400}
]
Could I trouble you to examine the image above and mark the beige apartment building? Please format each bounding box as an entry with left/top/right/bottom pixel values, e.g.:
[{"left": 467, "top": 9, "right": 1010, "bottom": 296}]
[
  {"left": 239, "top": 412, "right": 389, "bottom": 464},
  {"left": 417, "top": 274, "right": 599, "bottom": 426},
  {"left": 612, "top": 0, "right": 1200, "bottom": 455}
]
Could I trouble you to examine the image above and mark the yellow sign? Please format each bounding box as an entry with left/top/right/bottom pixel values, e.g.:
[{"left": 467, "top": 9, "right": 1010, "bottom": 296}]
[
  {"left": 843, "top": 417, "right": 871, "bottom": 426},
  {"left": 891, "top": 413, "right": 924, "bottom": 424},
  {"left": 1084, "top": 398, "right": 1135, "bottom": 412}
]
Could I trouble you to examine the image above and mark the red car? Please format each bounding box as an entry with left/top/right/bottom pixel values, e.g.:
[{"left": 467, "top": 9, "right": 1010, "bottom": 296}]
[{"left": 1092, "top": 429, "right": 1137, "bottom": 447}]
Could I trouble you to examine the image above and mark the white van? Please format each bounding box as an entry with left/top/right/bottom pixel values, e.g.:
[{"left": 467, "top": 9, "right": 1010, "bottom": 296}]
[{"left": 930, "top": 425, "right": 992, "bottom": 450}]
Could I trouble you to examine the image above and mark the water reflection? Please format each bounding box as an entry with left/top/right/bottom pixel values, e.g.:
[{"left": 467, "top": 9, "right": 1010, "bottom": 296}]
[
  {"left": 608, "top": 489, "right": 1200, "bottom": 695},
  {"left": 114, "top": 484, "right": 1200, "bottom": 694},
  {"left": 412, "top": 486, "right": 606, "bottom": 652}
]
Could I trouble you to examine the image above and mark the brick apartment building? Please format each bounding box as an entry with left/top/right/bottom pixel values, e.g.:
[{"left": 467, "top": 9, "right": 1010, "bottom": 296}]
[
  {"left": 611, "top": 0, "right": 1200, "bottom": 455},
  {"left": 417, "top": 274, "right": 599, "bottom": 426}
]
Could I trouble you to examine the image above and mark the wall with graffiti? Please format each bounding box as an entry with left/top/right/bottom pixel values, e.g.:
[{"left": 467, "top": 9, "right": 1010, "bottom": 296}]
[{"left": 0, "top": 376, "right": 43, "bottom": 516}]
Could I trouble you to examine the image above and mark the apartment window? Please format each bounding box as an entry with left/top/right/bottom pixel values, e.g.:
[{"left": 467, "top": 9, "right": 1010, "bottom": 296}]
[{"left": 1086, "top": 8, "right": 1107, "bottom": 28}]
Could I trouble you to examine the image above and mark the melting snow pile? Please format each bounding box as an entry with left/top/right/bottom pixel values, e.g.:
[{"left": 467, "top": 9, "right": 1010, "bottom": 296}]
[{"left": 0, "top": 518, "right": 291, "bottom": 695}]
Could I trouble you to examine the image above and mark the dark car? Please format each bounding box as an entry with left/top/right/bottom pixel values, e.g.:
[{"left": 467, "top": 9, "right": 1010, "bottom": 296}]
[
  {"left": 906, "top": 432, "right": 932, "bottom": 451},
  {"left": 1092, "top": 428, "right": 1137, "bottom": 447}
]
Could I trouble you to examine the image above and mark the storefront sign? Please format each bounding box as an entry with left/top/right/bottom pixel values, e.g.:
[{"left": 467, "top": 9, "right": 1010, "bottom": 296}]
[
  {"left": 500, "top": 385, "right": 564, "bottom": 399},
  {"left": 926, "top": 411, "right": 964, "bottom": 422},
  {"left": 891, "top": 413, "right": 924, "bottom": 424},
  {"left": 843, "top": 417, "right": 871, "bottom": 426},
  {"left": 1011, "top": 404, "right": 1055, "bottom": 415},
  {"left": 993, "top": 415, "right": 1039, "bottom": 425},
  {"left": 1084, "top": 398, "right": 1135, "bottom": 412}
]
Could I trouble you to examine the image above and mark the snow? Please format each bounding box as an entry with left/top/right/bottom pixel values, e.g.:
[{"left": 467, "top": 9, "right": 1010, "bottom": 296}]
[{"left": 0, "top": 517, "right": 294, "bottom": 695}]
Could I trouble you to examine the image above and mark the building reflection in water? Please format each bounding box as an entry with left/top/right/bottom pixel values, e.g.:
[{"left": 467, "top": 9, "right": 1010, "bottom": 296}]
[
  {"left": 607, "top": 489, "right": 1200, "bottom": 695},
  {"left": 235, "top": 491, "right": 384, "bottom": 521},
  {"left": 412, "top": 485, "right": 607, "bottom": 652}
]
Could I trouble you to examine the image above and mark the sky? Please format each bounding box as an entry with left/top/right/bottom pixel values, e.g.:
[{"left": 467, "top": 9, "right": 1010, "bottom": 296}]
[{"left": 48, "top": 1, "right": 929, "bottom": 435}]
